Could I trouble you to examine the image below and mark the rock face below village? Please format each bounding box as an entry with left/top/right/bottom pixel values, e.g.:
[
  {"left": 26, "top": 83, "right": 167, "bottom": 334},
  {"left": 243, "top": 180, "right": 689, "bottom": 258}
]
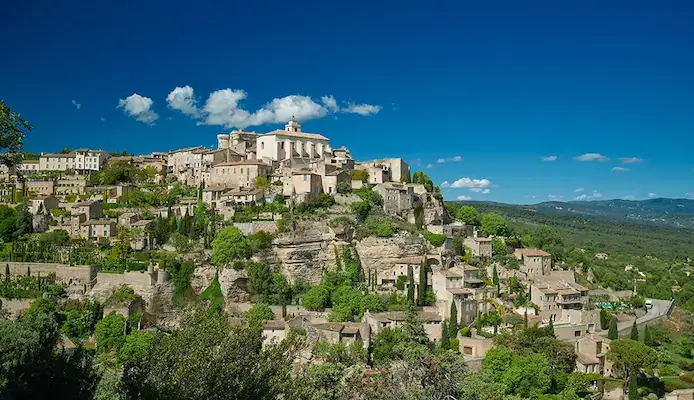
[
  {"left": 191, "top": 266, "right": 251, "bottom": 302},
  {"left": 266, "top": 220, "right": 345, "bottom": 284},
  {"left": 355, "top": 234, "right": 427, "bottom": 273}
]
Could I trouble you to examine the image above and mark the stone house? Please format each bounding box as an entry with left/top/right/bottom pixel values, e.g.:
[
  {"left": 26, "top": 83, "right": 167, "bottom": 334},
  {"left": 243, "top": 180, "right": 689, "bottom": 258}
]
[
  {"left": 39, "top": 153, "right": 76, "bottom": 171},
  {"left": 514, "top": 248, "right": 552, "bottom": 276},
  {"left": 80, "top": 219, "right": 117, "bottom": 242},
  {"left": 530, "top": 278, "right": 589, "bottom": 322},
  {"left": 289, "top": 171, "right": 323, "bottom": 203},
  {"left": 377, "top": 256, "right": 425, "bottom": 289},
  {"left": 55, "top": 175, "right": 89, "bottom": 195},
  {"left": 20, "top": 160, "right": 40, "bottom": 173},
  {"left": 130, "top": 220, "right": 155, "bottom": 250},
  {"left": 464, "top": 237, "right": 493, "bottom": 258},
  {"left": 70, "top": 200, "right": 103, "bottom": 219},
  {"left": 29, "top": 195, "right": 59, "bottom": 215},
  {"left": 354, "top": 162, "right": 389, "bottom": 185},
  {"left": 362, "top": 158, "right": 410, "bottom": 183},
  {"left": 255, "top": 119, "right": 331, "bottom": 162},
  {"left": 39, "top": 150, "right": 109, "bottom": 173},
  {"left": 432, "top": 266, "right": 491, "bottom": 325},
  {"left": 209, "top": 160, "right": 272, "bottom": 188},
  {"left": 313, "top": 322, "right": 370, "bottom": 346},
  {"left": 118, "top": 212, "right": 138, "bottom": 227},
  {"left": 363, "top": 311, "right": 441, "bottom": 343},
  {"left": 574, "top": 334, "right": 613, "bottom": 376},
  {"left": 459, "top": 333, "right": 494, "bottom": 358},
  {"left": 262, "top": 320, "right": 287, "bottom": 346},
  {"left": 327, "top": 147, "right": 354, "bottom": 170},
  {"left": 322, "top": 170, "right": 350, "bottom": 195},
  {"left": 372, "top": 182, "right": 414, "bottom": 215},
  {"left": 217, "top": 129, "right": 260, "bottom": 158},
  {"left": 25, "top": 180, "right": 55, "bottom": 196}
]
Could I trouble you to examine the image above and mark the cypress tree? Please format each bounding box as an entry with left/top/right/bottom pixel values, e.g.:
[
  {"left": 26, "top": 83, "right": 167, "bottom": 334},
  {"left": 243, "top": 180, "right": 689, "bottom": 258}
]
[
  {"left": 27, "top": 266, "right": 30, "bottom": 277},
  {"left": 407, "top": 266, "right": 415, "bottom": 305},
  {"left": 630, "top": 320, "right": 639, "bottom": 340},
  {"left": 524, "top": 309, "right": 528, "bottom": 329},
  {"left": 449, "top": 302, "right": 459, "bottom": 338},
  {"left": 608, "top": 316, "right": 618, "bottom": 340},
  {"left": 417, "top": 263, "right": 427, "bottom": 306},
  {"left": 628, "top": 373, "right": 639, "bottom": 400},
  {"left": 492, "top": 264, "right": 499, "bottom": 297},
  {"left": 643, "top": 325, "right": 653, "bottom": 346},
  {"left": 600, "top": 308, "right": 609, "bottom": 331},
  {"left": 4, "top": 264, "right": 9, "bottom": 282},
  {"left": 441, "top": 320, "right": 450, "bottom": 350},
  {"left": 547, "top": 315, "right": 555, "bottom": 337}
]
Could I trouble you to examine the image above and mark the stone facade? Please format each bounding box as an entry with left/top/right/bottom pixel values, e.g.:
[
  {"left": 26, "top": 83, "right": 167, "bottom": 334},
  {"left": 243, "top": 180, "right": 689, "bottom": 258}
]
[
  {"left": 514, "top": 248, "right": 552, "bottom": 276},
  {"left": 256, "top": 119, "right": 330, "bottom": 162}
]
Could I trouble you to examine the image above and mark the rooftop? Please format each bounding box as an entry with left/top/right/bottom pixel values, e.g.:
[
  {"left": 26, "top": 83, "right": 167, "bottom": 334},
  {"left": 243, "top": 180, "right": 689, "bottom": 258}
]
[
  {"left": 262, "top": 320, "right": 286, "bottom": 330},
  {"left": 81, "top": 219, "right": 114, "bottom": 226},
  {"left": 262, "top": 129, "right": 328, "bottom": 141},
  {"left": 520, "top": 248, "right": 551, "bottom": 257},
  {"left": 213, "top": 160, "right": 269, "bottom": 167},
  {"left": 437, "top": 269, "right": 463, "bottom": 278},
  {"left": 169, "top": 146, "right": 204, "bottom": 154},
  {"left": 131, "top": 219, "right": 154, "bottom": 227},
  {"left": 447, "top": 288, "right": 473, "bottom": 295}
]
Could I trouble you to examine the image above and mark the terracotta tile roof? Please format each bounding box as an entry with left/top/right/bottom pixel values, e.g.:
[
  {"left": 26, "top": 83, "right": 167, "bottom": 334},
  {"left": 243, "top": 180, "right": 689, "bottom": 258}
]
[
  {"left": 262, "top": 320, "right": 286, "bottom": 330},
  {"left": 520, "top": 248, "right": 551, "bottom": 257},
  {"left": 438, "top": 269, "right": 463, "bottom": 278},
  {"left": 474, "top": 237, "right": 493, "bottom": 242},
  {"left": 576, "top": 352, "right": 600, "bottom": 365},
  {"left": 393, "top": 256, "right": 424, "bottom": 265},
  {"left": 463, "top": 265, "right": 479, "bottom": 271},
  {"left": 262, "top": 129, "right": 328, "bottom": 141},
  {"left": 447, "top": 288, "right": 472, "bottom": 295},
  {"left": 313, "top": 322, "right": 345, "bottom": 332},
  {"left": 213, "top": 160, "right": 269, "bottom": 167},
  {"left": 341, "top": 325, "right": 361, "bottom": 335},
  {"left": 536, "top": 286, "right": 558, "bottom": 294},
  {"left": 131, "top": 219, "right": 154, "bottom": 227}
]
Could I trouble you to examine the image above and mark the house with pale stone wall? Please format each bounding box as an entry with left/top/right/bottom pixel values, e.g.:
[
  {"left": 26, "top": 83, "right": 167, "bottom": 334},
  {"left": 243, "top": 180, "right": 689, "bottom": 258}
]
[
  {"left": 256, "top": 119, "right": 331, "bottom": 162},
  {"left": 209, "top": 160, "right": 272, "bottom": 189},
  {"left": 514, "top": 248, "right": 552, "bottom": 276}
]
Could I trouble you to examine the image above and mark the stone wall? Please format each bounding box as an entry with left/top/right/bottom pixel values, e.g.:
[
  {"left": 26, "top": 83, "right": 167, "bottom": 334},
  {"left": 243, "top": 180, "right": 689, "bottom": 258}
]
[
  {"left": 96, "top": 271, "right": 152, "bottom": 288},
  {"left": 3, "top": 262, "right": 98, "bottom": 292}
]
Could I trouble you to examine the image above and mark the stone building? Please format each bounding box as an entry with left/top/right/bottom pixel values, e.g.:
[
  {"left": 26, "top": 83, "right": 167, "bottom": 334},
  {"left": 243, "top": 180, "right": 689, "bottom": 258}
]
[
  {"left": 322, "top": 170, "right": 350, "bottom": 195},
  {"left": 19, "top": 160, "right": 40, "bottom": 173},
  {"left": 80, "top": 219, "right": 117, "bottom": 242},
  {"left": 465, "top": 237, "right": 493, "bottom": 258},
  {"left": 514, "top": 248, "right": 552, "bottom": 276},
  {"left": 432, "top": 266, "right": 491, "bottom": 325},
  {"left": 377, "top": 256, "right": 425, "bottom": 289},
  {"left": 69, "top": 200, "right": 103, "bottom": 219},
  {"left": 363, "top": 311, "right": 442, "bottom": 343},
  {"left": 209, "top": 160, "right": 272, "bottom": 189},
  {"left": 25, "top": 180, "right": 55, "bottom": 196},
  {"left": 256, "top": 119, "right": 331, "bottom": 162},
  {"left": 29, "top": 195, "right": 59, "bottom": 215},
  {"left": 217, "top": 129, "right": 260, "bottom": 158},
  {"left": 39, "top": 150, "right": 109, "bottom": 173},
  {"left": 530, "top": 278, "right": 589, "bottom": 322},
  {"left": 574, "top": 334, "right": 613, "bottom": 376},
  {"left": 359, "top": 158, "right": 410, "bottom": 183},
  {"left": 372, "top": 182, "right": 414, "bottom": 215},
  {"left": 55, "top": 175, "right": 89, "bottom": 195}
]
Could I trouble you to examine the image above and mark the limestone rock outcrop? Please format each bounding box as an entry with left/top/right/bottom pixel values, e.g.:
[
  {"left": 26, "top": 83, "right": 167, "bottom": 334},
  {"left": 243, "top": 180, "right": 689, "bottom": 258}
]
[{"left": 355, "top": 233, "right": 427, "bottom": 273}]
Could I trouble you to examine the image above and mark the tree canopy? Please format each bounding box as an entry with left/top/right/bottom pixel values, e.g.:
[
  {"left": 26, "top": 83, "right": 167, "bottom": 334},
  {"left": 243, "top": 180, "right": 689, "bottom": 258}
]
[{"left": 211, "top": 226, "right": 252, "bottom": 265}]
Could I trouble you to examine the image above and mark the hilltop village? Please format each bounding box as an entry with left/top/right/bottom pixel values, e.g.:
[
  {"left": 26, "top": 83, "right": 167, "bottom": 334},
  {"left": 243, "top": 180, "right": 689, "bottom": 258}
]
[{"left": 0, "top": 118, "right": 687, "bottom": 399}]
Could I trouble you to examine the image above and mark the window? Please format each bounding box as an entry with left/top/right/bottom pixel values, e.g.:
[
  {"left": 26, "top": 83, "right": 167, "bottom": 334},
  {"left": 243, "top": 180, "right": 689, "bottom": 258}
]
[
  {"left": 303, "top": 175, "right": 308, "bottom": 181},
  {"left": 574, "top": 330, "right": 581, "bottom": 337},
  {"left": 261, "top": 142, "right": 264, "bottom": 150}
]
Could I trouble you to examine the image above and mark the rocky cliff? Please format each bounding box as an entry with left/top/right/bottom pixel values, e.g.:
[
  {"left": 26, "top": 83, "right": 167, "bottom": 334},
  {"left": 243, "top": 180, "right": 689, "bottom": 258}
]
[
  {"left": 355, "top": 233, "right": 427, "bottom": 273},
  {"left": 190, "top": 265, "right": 251, "bottom": 302}
]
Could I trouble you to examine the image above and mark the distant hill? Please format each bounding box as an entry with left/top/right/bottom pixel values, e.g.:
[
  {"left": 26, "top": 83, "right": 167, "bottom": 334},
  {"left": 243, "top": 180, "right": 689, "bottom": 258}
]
[
  {"left": 452, "top": 198, "right": 694, "bottom": 259},
  {"left": 530, "top": 198, "right": 694, "bottom": 228}
]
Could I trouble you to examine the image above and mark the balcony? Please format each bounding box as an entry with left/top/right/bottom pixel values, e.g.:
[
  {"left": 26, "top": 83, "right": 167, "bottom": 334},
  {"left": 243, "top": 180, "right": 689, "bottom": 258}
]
[{"left": 557, "top": 296, "right": 583, "bottom": 305}]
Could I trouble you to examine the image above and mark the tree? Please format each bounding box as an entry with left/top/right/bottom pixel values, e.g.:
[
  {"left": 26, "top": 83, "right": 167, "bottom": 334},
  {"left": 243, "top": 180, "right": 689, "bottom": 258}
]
[
  {"left": 94, "top": 311, "right": 126, "bottom": 353},
  {"left": 491, "top": 238, "right": 508, "bottom": 255},
  {"left": 14, "top": 201, "right": 33, "bottom": 239},
  {"left": 417, "top": 263, "right": 427, "bottom": 306},
  {"left": 350, "top": 169, "right": 369, "bottom": 183},
  {"left": 483, "top": 345, "right": 513, "bottom": 381},
  {"left": 121, "top": 310, "right": 300, "bottom": 399},
  {"left": 372, "top": 327, "right": 406, "bottom": 366},
  {"left": 336, "top": 181, "right": 351, "bottom": 195},
  {"left": 455, "top": 205, "right": 479, "bottom": 225},
  {"left": 607, "top": 339, "right": 658, "bottom": 380},
  {"left": 406, "top": 265, "right": 415, "bottom": 305},
  {"left": 608, "top": 315, "right": 618, "bottom": 340},
  {"left": 246, "top": 303, "right": 275, "bottom": 327},
  {"left": 502, "top": 353, "right": 552, "bottom": 398},
  {"left": 449, "top": 301, "right": 458, "bottom": 338},
  {"left": 412, "top": 171, "right": 434, "bottom": 192},
  {"left": 600, "top": 308, "right": 610, "bottom": 330},
  {"left": 643, "top": 325, "right": 654, "bottom": 346},
  {"left": 4, "top": 264, "right": 9, "bottom": 282},
  {"left": 211, "top": 226, "right": 252, "bottom": 265},
  {"left": 492, "top": 264, "right": 500, "bottom": 296},
  {"left": 302, "top": 285, "right": 329, "bottom": 310},
  {"left": 118, "top": 330, "right": 155, "bottom": 366},
  {"left": 0, "top": 100, "right": 32, "bottom": 174},
  {"left": 480, "top": 213, "right": 509, "bottom": 237},
  {"left": 628, "top": 373, "right": 639, "bottom": 400},
  {"left": 253, "top": 176, "right": 271, "bottom": 202},
  {"left": 0, "top": 313, "right": 98, "bottom": 399},
  {"left": 441, "top": 320, "right": 450, "bottom": 350},
  {"left": 630, "top": 321, "right": 639, "bottom": 340}
]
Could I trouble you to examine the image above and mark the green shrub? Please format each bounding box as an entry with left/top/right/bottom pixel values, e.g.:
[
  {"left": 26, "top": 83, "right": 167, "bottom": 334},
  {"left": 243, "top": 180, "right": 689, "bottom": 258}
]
[
  {"left": 376, "top": 222, "right": 393, "bottom": 237},
  {"left": 422, "top": 231, "right": 447, "bottom": 247}
]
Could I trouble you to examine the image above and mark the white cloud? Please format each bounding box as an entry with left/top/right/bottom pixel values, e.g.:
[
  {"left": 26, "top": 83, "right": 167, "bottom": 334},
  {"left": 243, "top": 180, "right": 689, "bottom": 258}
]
[
  {"left": 437, "top": 156, "right": 462, "bottom": 164},
  {"left": 426, "top": 164, "right": 433, "bottom": 169},
  {"left": 548, "top": 194, "right": 563, "bottom": 200},
  {"left": 574, "top": 153, "right": 609, "bottom": 162},
  {"left": 117, "top": 93, "right": 159, "bottom": 125},
  {"left": 447, "top": 177, "right": 493, "bottom": 194},
  {"left": 456, "top": 195, "right": 472, "bottom": 201},
  {"left": 342, "top": 103, "right": 382, "bottom": 116},
  {"left": 618, "top": 157, "right": 644, "bottom": 164},
  {"left": 685, "top": 193, "right": 693, "bottom": 198},
  {"left": 166, "top": 86, "right": 381, "bottom": 128},
  {"left": 574, "top": 190, "right": 602, "bottom": 201},
  {"left": 99, "top": 117, "right": 105, "bottom": 122},
  {"left": 440, "top": 181, "right": 450, "bottom": 188},
  {"left": 612, "top": 167, "right": 630, "bottom": 172},
  {"left": 320, "top": 95, "right": 339, "bottom": 113},
  {"left": 622, "top": 195, "right": 635, "bottom": 200},
  {"left": 648, "top": 193, "right": 657, "bottom": 198},
  {"left": 541, "top": 156, "right": 557, "bottom": 161},
  {"left": 71, "top": 99, "right": 81, "bottom": 110},
  {"left": 166, "top": 85, "right": 201, "bottom": 117},
  {"left": 573, "top": 188, "right": 585, "bottom": 193}
]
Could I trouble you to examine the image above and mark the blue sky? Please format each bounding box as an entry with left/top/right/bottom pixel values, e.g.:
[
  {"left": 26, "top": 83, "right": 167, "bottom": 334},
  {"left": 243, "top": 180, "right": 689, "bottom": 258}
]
[{"left": 2, "top": 0, "right": 693, "bottom": 204}]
